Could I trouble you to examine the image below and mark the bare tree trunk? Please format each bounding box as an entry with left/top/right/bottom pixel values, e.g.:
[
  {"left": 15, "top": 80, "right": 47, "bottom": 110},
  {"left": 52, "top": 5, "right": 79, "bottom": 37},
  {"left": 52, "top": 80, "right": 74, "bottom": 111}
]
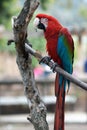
[{"left": 8, "top": 0, "right": 49, "bottom": 130}]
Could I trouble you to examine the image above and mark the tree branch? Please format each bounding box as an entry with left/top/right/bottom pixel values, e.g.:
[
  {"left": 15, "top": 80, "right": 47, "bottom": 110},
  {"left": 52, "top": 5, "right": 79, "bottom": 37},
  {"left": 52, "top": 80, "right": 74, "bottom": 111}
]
[
  {"left": 8, "top": 0, "right": 49, "bottom": 130},
  {"left": 25, "top": 43, "right": 87, "bottom": 91}
]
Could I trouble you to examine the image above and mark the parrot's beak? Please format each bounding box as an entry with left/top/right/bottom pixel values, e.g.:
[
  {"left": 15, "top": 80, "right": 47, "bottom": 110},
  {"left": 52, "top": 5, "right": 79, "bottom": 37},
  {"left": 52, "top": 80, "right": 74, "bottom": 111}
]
[
  {"left": 33, "top": 17, "right": 46, "bottom": 32},
  {"left": 33, "top": 18, "right": 40, "bottom": 32}
]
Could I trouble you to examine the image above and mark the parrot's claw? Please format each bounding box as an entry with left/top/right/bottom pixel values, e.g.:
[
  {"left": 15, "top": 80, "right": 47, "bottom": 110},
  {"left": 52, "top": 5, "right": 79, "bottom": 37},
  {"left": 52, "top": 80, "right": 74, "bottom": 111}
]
[
  {"left": 39, "top": 56, "right": 51, "bottom": 65},
  {"left": 51, "top": 62, "right": 58, "bottom": 73}
]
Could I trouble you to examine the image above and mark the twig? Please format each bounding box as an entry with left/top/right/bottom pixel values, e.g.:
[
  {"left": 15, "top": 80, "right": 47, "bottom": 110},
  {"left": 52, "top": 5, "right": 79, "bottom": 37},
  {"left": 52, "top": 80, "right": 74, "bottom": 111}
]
[{"left": 25, "top": 43, "right": 87, "bottom": 91}]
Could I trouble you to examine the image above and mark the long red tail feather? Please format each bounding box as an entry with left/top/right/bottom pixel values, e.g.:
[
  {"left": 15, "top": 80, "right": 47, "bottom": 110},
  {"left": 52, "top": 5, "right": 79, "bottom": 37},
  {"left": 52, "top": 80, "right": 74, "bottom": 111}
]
[{"left": 54, "top": 73, "right": 65, "bottom": 130}]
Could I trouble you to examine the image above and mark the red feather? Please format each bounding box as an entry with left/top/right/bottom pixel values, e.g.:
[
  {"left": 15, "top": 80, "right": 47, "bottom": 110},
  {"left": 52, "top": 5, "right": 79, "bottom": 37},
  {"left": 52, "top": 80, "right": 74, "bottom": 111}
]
[
  {"left": 36, "top": 14, "right": 63, "bottom": 65},
  {"left": 54, "top": 73, "right": 65, "bottom": 130}
]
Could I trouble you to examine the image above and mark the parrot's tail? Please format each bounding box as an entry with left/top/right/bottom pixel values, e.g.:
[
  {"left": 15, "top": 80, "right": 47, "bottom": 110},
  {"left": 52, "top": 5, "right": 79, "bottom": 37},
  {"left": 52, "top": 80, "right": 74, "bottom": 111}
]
[{"left": 54, "top": 73, "right": 65, "bottom": 130}]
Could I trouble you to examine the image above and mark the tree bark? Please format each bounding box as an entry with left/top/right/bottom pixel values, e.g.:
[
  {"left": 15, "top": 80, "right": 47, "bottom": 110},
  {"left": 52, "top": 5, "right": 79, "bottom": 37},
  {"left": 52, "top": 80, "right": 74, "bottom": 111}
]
[{"left": 10, "top": 0, "right": 49, "bottom": 130}]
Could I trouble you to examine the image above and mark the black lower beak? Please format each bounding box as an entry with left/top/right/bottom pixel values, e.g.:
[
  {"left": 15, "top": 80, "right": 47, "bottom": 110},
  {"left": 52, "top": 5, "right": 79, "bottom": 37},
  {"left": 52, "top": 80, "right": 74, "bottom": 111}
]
[{"left": 37, "top": 22, "right": 46, "bottom": 32}]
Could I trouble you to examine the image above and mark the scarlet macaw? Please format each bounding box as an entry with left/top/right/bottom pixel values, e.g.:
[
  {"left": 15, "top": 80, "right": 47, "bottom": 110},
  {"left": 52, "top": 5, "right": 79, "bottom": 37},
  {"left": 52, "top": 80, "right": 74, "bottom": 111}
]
[{"left": 34, "top": 14, "right": 74, "bottom": 130}]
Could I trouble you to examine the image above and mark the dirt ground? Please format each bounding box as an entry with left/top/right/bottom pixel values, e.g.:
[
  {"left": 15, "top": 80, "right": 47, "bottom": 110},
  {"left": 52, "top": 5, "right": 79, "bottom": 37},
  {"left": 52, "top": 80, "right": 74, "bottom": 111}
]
[{"left": 0, "top": 123, "right": 87, "bottom": 130}]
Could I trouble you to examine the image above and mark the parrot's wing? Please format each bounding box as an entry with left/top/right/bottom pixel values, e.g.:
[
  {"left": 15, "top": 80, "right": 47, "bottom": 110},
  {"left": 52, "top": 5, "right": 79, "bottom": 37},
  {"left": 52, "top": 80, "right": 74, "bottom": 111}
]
[{"left": 57, "top": 28, "right": 74, "bottom": 89}]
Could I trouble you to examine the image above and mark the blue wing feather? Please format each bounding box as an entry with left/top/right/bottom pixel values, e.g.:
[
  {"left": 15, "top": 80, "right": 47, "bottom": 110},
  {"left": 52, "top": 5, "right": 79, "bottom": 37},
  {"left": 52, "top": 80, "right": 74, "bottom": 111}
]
[{"left": 57, "top": 32, "right": 73, "bottom": 90}]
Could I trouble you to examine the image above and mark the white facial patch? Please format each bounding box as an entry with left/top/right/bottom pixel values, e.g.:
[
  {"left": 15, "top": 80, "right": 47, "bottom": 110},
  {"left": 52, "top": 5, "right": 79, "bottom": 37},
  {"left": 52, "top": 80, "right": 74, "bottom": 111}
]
[
  {"left": 33, "top": 17, "right": 40, "bottom": 27},
  {"left": 41, "top": 18, "right": 48, "bottom": 28}
]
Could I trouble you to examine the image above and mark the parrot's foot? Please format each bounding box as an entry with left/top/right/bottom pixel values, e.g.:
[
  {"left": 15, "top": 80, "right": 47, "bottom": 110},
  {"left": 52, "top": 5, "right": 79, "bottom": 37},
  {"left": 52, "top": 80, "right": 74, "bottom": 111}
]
[
  {"left": 39, "top": 56, "right": 51, "bottom": 65},
  {"left": 51, "top": 62, "right": 58, "bottom": 72}
]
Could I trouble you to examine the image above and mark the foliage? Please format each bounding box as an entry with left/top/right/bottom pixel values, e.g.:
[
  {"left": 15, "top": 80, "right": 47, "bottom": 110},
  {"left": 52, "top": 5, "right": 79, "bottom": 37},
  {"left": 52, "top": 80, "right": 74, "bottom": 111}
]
[
  {"left": 0, "top": 36, "right": 46, "bottom": 67},
  {"left": 79, "top": 6, "right": 87, "bottom": 19},
  {"left": 30, "top": 37, "right": 45, "bottom": 51},
  {"left": 54, "top": 0, "right": 73, "bottom": 9},
  {"left": 29, "top": 36, "right": 46, "bottom": 68},
  {"left": 0, "top": 38, "right": 15, "bottom": 54},
  {"left": 40, "top": 0, "right": 54, "bottom": 10},
  {"left": 0, "top": 0, "right": 20, "bottom": 28}
]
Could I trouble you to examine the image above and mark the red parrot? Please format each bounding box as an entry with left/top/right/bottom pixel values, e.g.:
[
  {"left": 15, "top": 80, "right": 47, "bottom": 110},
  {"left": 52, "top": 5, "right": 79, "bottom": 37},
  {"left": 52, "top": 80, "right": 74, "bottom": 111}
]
[{"left": 34, "top": 14, "right": 74, "bottom": 130}]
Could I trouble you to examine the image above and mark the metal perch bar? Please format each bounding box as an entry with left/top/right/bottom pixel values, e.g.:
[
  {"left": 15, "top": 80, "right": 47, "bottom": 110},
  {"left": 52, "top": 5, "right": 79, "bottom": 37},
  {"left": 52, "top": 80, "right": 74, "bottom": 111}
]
[{"left": 25, "top": 43, "right": 87, "bottom": 91}]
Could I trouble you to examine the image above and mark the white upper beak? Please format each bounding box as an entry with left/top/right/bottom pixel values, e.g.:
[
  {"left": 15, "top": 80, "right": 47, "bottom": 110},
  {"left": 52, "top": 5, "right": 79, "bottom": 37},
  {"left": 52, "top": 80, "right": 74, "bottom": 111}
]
[{"left": 33, "top": 17, "right": 40, "bottom": 27}]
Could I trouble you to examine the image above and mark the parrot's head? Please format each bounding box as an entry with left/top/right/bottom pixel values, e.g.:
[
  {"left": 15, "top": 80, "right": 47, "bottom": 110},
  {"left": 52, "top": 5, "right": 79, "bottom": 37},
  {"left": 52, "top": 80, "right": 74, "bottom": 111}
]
[{"left": 33, "top": 14, "right": 62, "bottom": 39}]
